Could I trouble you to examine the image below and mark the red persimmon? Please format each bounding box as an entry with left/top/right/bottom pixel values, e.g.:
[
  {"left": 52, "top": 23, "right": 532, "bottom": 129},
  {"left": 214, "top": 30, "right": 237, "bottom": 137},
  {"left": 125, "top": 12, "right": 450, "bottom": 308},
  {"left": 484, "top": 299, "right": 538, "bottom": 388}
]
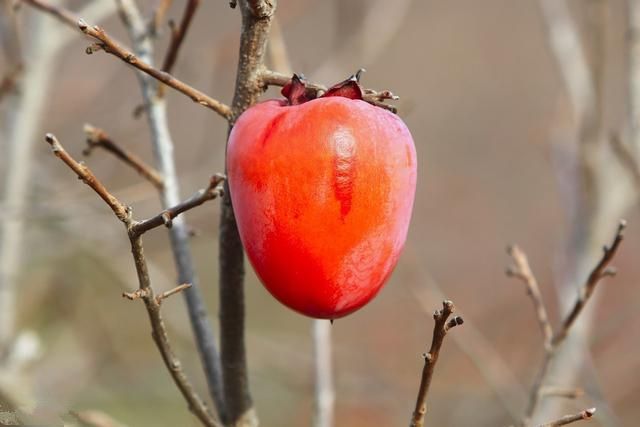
[{"left": 227, "top": 74, "right": 417, "bottom": 319}]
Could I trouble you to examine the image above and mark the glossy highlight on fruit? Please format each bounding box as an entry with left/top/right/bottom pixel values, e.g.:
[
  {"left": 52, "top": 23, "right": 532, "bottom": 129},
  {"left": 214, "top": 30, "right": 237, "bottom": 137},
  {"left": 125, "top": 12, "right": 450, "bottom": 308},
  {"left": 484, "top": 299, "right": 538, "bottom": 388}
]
[{"left": 227, "top": 73, "right": 417, "bottom": 319}]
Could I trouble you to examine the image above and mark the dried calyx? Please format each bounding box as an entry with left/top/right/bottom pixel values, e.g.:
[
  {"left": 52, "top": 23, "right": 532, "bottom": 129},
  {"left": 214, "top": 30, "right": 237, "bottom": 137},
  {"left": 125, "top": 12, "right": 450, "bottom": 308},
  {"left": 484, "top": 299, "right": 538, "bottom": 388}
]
[{"left": 281, "top": 69, "right": 366, "bottom": 106}]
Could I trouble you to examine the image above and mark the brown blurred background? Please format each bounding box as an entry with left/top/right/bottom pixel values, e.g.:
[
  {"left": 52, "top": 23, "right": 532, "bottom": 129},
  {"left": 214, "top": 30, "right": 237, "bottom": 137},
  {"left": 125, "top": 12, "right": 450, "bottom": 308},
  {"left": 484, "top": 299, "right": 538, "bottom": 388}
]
[{"left": 1, "top": 0, "right": 639, "bottom": 426}]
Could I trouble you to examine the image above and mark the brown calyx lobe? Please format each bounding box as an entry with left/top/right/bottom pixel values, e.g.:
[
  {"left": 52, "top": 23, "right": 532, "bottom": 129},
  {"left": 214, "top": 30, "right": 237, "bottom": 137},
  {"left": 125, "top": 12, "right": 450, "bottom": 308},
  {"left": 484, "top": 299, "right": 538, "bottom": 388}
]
[{"left": 281, "top": 70, "right": 365, "bottom": 106}]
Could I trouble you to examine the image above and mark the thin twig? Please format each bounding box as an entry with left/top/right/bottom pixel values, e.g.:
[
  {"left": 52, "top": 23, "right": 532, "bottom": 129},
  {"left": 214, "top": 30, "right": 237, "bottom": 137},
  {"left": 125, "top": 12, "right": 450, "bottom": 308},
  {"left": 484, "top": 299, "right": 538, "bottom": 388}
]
[
  {"left": 83, "top": 124, "right": 164, "bottom": 190},
  {"left": 155, "top": 283, "right": 191, "bottom": 304},
  {"left": 44, "top": 134, "right": 129, "bottom": 221},
  {"left": 131, "top": 174, "right": 224, "bottom": 236},
  {"left": 536, "top": 408, "right": 596, "bottom": 427},
  {"left": 553, "top": 220, "right": 626, "bottom": 346},
  {"left": 609, "top": 132, "right": 640, "bottom": 190},
  {"left": 506, "top": 245, "right": 554, "bottom": 350},
  {"left": 76, "top": 20, "right": 232, "bottom": 120},
  {"left": 44, "top": 133, "right": 222, "bottom": 427},
  {"left": 410, "top": 300, "right": 463, "bottom": 427},
  {"left": 539, "top": 386, "right": 584, "bottom": 399},
  {"left": 260, "top": 69, "right": 399, "bottom": 113},
  {"left": 522, "top": 221, "right": 626, "bottom": 423},
  {"left": 21, "top": 0, "right": 77, "bottom": 28},
  {"left": 150, "top": 0, "right": 174, "bottom": 36},
  {"left": 158, "top": 0, "right": 200, "bottom": 97}
]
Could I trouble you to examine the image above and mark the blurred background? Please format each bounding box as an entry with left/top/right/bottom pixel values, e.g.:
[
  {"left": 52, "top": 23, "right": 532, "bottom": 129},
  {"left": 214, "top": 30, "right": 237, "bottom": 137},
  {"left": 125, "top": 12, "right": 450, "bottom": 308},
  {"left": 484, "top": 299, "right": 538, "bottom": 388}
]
[{"left": 1, "top": 0, "right": 639, "bottom": 426}]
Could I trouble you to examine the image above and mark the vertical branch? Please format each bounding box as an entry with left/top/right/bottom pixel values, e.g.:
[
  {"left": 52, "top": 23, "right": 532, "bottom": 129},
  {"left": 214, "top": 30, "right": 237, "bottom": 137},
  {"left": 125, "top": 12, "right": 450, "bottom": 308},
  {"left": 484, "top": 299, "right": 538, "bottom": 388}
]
[
  {"left": 409, "top": 300, "right": 463, "bottom": 427},
  {"left": 312, "top": 320, "right": 334, "bottom": 427},
  {"left": 115, "top": 0, "right": 226, "bottom": 420},
  {"left": 266, "top": 19, "right": 337, "bottom": 427},
  {"left": 627, "top": 1, "right": 640, "bottom": 165},
  {"left": 219, "top": 1, "right": 275, "bottom": 426},
  {"left": 537, "top": 0, "right": 638, "bottom": 423}
]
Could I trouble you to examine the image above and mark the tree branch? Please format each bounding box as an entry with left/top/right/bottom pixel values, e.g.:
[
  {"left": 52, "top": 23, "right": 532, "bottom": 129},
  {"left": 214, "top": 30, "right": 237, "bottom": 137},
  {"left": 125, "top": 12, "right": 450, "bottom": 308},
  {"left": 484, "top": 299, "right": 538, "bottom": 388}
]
[
  {"left": 44, "top": 133, "right": 222, "bottom": 427},
  {"left": 409, "top": 300, "right": 463, "bottom": 427},
  {"left": 553, "top": 219, "right": 626, "bottom": 345},
  {"left": 73, "top": 18, "right": 232, "bottom": 120},
  {"left": 160, "top": 0, "right": 200, "bottom": 78},
  {"left": 217, "top": 2, "right": 277, "bottom": 426},
  {"left": 506, "top": 245, "right": 553, "bottom": 350},
  {"left": 83, "top": 124, "right": 164, "bottom": 190},
  {"left": 536, "top": 408, "right": 596, "bottom": 427},
  {"left": 131, "top": 174, "right": 225, "bottom": 236}
]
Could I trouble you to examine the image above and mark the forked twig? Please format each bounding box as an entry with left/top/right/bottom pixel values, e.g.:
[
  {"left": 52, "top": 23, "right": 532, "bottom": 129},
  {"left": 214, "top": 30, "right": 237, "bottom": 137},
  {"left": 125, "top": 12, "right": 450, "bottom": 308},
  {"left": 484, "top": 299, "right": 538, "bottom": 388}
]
[
  {"left": 44, "top": 133, "right": 222, "bottom": 427},
  {"left": 507, "top": 220, "right": 626, "bottom": 425}
]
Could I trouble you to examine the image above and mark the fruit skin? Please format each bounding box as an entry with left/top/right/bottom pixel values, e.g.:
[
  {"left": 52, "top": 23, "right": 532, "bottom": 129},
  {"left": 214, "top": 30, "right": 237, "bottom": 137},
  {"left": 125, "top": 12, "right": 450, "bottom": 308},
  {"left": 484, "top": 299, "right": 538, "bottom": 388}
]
[{"left": 227, "top": 95, "right": 417, "bottom": 319}]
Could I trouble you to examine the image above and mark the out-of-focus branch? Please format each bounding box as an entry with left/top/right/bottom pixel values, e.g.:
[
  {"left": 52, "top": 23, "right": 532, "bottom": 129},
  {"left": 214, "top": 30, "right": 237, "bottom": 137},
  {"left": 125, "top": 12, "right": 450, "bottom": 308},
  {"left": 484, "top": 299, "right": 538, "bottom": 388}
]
[
  {"left": 260, "top": 69, "right": 399, "bottom": 113},
  {"left": 536, "top": 408, "right": 596, "bottom": 427},
  {"left": 538, "top": 0, "right": 635, "bottom": 423},
  {"left": 83, "top": 124, "right": 164, "bottom": 190},
  {"left": 265, "top": 21, "right": 336, "bottom": 427},
  {"left": 69, "top": 409, "right": 126, "bottom": 427},
  {"left": 506, "top": 245, "right": 553, "bottom": 349},
  {"left": 113, "top": 0, "right": 227, "bottom": 420},
  {"left": 44, "top": 133, "right": 222, "bottom": 427},
  {"left": 159, "top": 0, "right": 200, "bottom": 82},
  {"left": 553, "top": 220, "right": 625, "bottom": 345},
  {"left": 0, "top": 0, "right": 22, "bottom": 103},
  {"left": 517, "top": 221, "right": 626, "bottom": 424},
  {"left": 312, "top": 320, "right": 334, "bottom": 427},
  {"left": 21, "top": 0, "right": 77, "bottom": 28},
  {"left": 409, "top": 300, "right": 463, "bottom": 427},
  {"left": 150, "top": 0, "right": 174, "bottom": 35}
]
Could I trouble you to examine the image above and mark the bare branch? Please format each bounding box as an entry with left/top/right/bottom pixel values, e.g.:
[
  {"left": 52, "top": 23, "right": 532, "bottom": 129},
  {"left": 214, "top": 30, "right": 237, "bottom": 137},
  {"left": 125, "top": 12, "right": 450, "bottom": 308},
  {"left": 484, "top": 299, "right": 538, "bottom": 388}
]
[
  {"left": 410, "top": 300, "right": 463, "bottom": 427},
  {"left": 83, "top": 124, "right": 164, "bottom": 190},
  {"left": 44, "top": 133, "right": 129, "bottom": 221},
  {"left": 150, "top": 0, "right": 174, "bottom": 35},
  {"left": 160, "top": 0, "right": 200, "bottom": 79},
  {"left": 536, "top": 408, "right": 596, "bottom": 427},
  {"left": 76, "top": 20, "right": 232, "bottom": 120},
  {"left": 21, "top": 0, "right": 77, "bottom": 28},
  {"left": 131, "top": 174, "right": 225, "bottom": 236},
  {"left": 522, "top": 221, "right": 626, "bottom": 423},
  {"left": 260, "top": 69, "right": 399, "bottom": 113},
  {"left": 312, "top": 320, "right": 334, "bottom": 427},
  {"left": 553, "top": 220, "right": 626, "bottom": 346},
  {"left": 539, "top": 386, "right": 584, "bottom": 399},
  {"left": 217, "top": 1, "right": 278, "bottom": 425},
  {"left": 155, "top": 283, "right": 192, "bottom": 304},
  {"left": 44, "top": 133, "right": 222, "bottom": 427},
  {"left": 609, "top": 133, "right": 640, "bottom": 189},
  {"left": 506, "top": 245, "right": 553, "bottom": 349},
  {"left": 69, "top": 409, "right": 125, "bottom": 427}
]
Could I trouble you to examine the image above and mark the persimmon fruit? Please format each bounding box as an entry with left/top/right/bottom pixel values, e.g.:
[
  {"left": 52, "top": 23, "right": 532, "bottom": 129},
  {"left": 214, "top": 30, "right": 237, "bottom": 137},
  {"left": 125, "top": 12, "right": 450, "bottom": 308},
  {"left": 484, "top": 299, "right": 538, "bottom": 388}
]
[{"left": 227, "top": 73, "right": 417, "bottom": 319}]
